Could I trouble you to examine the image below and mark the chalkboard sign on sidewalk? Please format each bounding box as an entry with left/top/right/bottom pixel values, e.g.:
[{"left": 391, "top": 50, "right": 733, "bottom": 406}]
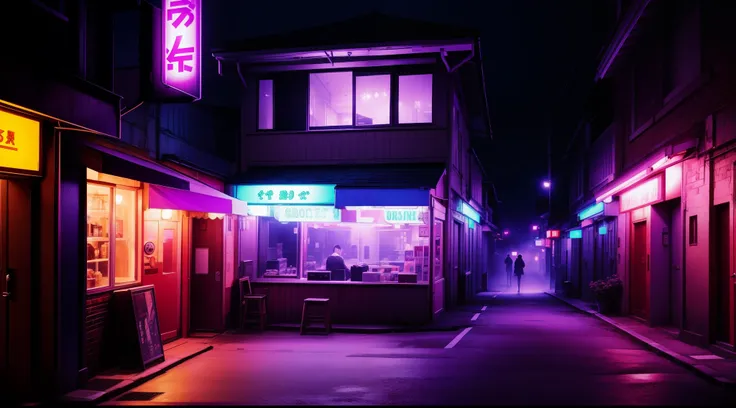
[{"left": 113, "top": 285, "right": 165, "bottom": 370}]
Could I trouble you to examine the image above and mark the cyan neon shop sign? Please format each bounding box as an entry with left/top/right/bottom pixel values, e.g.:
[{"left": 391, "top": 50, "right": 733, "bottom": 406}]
[
  {"left": 459, "top": 201, "right": 481, "bottom": 223},
  {"left": 578, "top": 202, "right": 604, "bottom": 221},
  {"left": 235, "top": 184, "right": 335, "bottom": 205},
  {"left": 384, "top": 208, "right": 423, "bottom": 224},
  {"left": 569, "top": 229, "right": 582, "bottom": 239}
]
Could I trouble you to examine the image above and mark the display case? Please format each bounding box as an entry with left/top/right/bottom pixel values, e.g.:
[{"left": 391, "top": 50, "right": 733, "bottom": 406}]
[{"left": 87, "top": 184, "right": 112, "bottom": 289}]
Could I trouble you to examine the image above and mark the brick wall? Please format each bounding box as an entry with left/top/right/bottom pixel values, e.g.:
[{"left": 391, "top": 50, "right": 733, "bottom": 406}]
[{"left": 85, "top": 292, "right": 113, "bottom": 376}]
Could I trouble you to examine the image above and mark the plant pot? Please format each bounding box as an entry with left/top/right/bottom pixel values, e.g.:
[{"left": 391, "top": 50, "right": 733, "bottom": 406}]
[{"left": 596, "top": 294, "right": 621, "bottom": 315}]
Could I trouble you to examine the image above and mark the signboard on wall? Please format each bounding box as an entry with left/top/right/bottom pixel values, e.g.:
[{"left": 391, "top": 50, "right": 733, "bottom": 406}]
[
  {"left": 620, "top": 176, "right": 662, "bottom": 212},
  {"left": 162, "top": 0, "right": 202, "bottom": 99},
  {"left": 0, "top": 108, "right": 41, "bottom": 176},
  {"left": 384, "top": 208, "right": 424, "bottom": 224},
  {"left": 274, "top": 206, "right": 341, "bottom": 223},
  {"left": 235, "top": 185, "right": 336, "bottom": 205}
]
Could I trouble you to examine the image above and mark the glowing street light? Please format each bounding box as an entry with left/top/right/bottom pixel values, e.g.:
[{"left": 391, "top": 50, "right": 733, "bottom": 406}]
[
  {"left": 503, "top": 230, "right": 510, "bottom": 236},
  {"left": 532, "top": 225, "right": 538, "bottom": 231},
  {"left": 542, "top": 180, "right": 551, "bottom": 189}
]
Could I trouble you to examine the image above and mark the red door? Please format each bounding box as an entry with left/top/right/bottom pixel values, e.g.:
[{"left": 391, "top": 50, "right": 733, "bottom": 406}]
[
  {"left": 190, "top": 218, "right": 224, "bottom": 332},
  {"left": 142, "top": 219, "right": 181, "bottom": 343},
  {"left": 713, "top": 203, "right": 733, "bottom": 345},
  {"left": 630, "top": 221, "right": 649, "bottom": 320},
  {"left": 0, "top": 179, "right": 32, "bottom": 397}
]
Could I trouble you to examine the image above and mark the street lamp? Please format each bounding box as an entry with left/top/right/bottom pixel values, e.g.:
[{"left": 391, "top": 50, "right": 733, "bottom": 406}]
[
  {"left": 532, "top": 225, "right": 538, "bottom": 231},
  {"left": 541, "top": 180, "right": 552, "bottom": 279},
  {"left": 542, "top": 180, "right": 551, "bottom": 189}
]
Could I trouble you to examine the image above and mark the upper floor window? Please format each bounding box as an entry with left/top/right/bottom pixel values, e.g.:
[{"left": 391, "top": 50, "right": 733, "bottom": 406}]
[
  {"left": 399, "top": 74, "right": 433, "bottom": 124},
  {"left": 262, "top": 69, "right": 434, "bottom": 131},
  {"left": 258, "top": 80, "right": 274, "bottom": 130},
  {"left": 356, "top": 75, "right": 391, "bottom": 125},
  {"left": 310, "top": 71, "right": 353, "bottom": 127}
]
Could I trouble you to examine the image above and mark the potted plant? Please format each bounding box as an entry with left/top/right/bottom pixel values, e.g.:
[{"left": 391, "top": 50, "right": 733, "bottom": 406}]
[{"left": 589, "top": 274, "right": 623, "bottom": 315}]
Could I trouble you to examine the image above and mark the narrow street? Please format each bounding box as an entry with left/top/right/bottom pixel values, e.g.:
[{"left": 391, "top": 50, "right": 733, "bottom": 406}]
[{"left": 103, "top": 290, "right": 736, "bottom": 406}]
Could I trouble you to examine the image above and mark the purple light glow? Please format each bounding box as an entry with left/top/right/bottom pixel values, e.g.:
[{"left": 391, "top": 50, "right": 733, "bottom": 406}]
[
  {"left": 532, "top": 225, "right": 538, "bottom": 231},
  {"left": 398, "top": 74, "right": 433, "bottom": 124},
  {"left": 310, "top": 72, "right": 353, "bottom": 127},
  {"left": 542, "top": 181, "right": 551, "bottom": 189},
  {"left": 503, "top": 230, "right": 510, "bottom": 235},
  {"left": 258, "top": 80, "right": 274, "bottom": 130},
  {"left": 163, "top": 0, "right": 201, "bottom": 99},
  {"left": 356, "top": 75, "right": 391, "bottom": 125}
]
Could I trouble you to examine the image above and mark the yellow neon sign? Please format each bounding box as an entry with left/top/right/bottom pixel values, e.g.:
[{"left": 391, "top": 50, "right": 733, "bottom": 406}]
[{"left": 0, "top": 109, "right": 41, "bottom": 173}]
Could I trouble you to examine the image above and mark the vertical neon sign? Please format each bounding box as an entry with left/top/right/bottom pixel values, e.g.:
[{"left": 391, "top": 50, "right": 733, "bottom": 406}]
[{"left": 163, "top": 0, "right": 201, "bottom": 99}]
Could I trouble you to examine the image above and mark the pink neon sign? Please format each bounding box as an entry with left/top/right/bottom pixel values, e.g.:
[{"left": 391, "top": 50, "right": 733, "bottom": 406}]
[
  {"left": 163, "top": 0, "right": 201, "bottom": 99},
  {"left": 619, "top": 176, "right": 662, "bottom": 212}
]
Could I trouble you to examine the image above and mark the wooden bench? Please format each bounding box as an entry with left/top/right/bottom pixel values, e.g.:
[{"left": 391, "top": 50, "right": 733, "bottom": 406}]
[{"left": 300, "top": 298, "right": 331, "bottom": 335}]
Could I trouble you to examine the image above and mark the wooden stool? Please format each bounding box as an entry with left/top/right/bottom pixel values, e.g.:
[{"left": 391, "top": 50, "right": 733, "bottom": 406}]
[
  {"left": 300, "top": 298, "right": 331, "bottom": 335},
  {"left": 242, "top": 294, "right": 268, "bottom": 331}
]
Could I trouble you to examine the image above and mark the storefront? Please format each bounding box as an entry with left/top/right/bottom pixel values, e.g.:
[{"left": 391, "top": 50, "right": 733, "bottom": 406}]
[
  {"left": 232, "top": 180, "right": 444, "bottom": 326},
  {"left": 574, "top": 201, "right": 619, "bottom": 301},
  {"left": 74, "top": 136, "right": 248, "bottom": 376},
  {"left": 0, "top": 106, "right": 44, "bottom": 399},
  {"left": 596, "top": 149, "right": 688, "bottom": 325}
]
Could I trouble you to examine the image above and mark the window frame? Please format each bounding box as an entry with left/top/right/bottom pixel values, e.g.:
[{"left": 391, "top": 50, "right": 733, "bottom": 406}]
[
  {"left": 86, "top": 181, "right": 142, "bottom": 294},
  {"left": 256, "top": 65, "right": 435, "bottom": 132},
  {"left": 257, "top": 79, "right": 275, "bottom": 130}
]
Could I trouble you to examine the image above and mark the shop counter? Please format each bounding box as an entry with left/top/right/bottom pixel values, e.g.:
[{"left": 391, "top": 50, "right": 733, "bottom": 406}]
[{"left": 250, "top": 279, "right": 430, "bottom": 326}]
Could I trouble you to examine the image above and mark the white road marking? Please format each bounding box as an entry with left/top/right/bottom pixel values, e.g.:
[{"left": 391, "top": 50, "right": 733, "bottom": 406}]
[
  {"left": 445, "top": 327, "right": 473, "bottom": 349},
  {"left": 690, "top": 354, "right": 723, "bottom": 360},
  {"left": 481, "top": 306, "right": 487, "bottom": 311},
  {"left": 471, "top": 313, "right": 480, "bottom": 321}
]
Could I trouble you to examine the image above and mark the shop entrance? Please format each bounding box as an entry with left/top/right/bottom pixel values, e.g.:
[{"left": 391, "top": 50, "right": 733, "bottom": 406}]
[
  {"left": 143, "top": 212, "right": 181, "bottom": 343},
  {"left": 454, "top": 221, "right": 464, "bottom": 305},
  {"left": 190, "top": 217, "right": 224, "bottom": 332},
  {"left": 713, "top": 203, "right": 734, "bottom": 346},
  {"left": 0, "top": 179, "right": 33, "bottom": 396},
  {"left": 630, "top": 220, "right": 649, "bottom": 320}
]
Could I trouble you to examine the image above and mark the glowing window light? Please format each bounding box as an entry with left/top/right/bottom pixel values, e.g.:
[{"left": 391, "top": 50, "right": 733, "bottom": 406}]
[
  {"left": 511, "top": 251, "right": 518, "bottom": 256},
  {"left": 535, "top": 239, "right": 543, "bottom": 247}
]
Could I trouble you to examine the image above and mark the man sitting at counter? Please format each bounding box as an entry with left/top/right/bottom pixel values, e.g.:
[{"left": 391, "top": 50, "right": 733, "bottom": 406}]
[{"left": 325, "top": 245, "right": 349, "bottom": 277}]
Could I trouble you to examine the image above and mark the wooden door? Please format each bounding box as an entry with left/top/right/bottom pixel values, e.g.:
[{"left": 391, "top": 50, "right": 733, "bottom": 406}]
[
  {"left": 713, "top": 203, "right": 733, "bottom": 345},
  {"left": 190, "top": 218, "right": 224, "bottom": 332},
  {"left": 630, "top": 221, "right": 649, "bottom": 320},
  {"left": 0, "top": 179, "right": 32, "bottom": 397}
]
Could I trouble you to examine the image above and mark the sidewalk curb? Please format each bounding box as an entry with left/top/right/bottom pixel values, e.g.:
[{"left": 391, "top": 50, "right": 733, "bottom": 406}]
[
  {"left": 545, "top": 291, "right": 736, "bottom": 389},
  {"left": 266, "top": 324, "right": 468, "bottom": 334},
  {"left": 66, "top": 344, "right": 214, "bottom": 406}
]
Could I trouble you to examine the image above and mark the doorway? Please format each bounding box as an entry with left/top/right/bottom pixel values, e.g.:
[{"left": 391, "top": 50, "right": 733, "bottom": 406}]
[
  {"left": 669, "top": 201, "right": 683, "bottom": 328},
  {"left": 142, "top": 215, "right": 181, "bottom": 343},
  {"left": 0, "top": 179, "right": 33, "bottom": 397},
  {"left": 630, "top": 221, "right": 649, "bottom": 320},
  {"left": 454, "top": 221, "right": 464, "bottom": 304},
  {"left": 713, "top": 203, "right": 733, "bottom": 345},
  {"left": 190, "top": 217, "right": 224, "bottom": 332}
]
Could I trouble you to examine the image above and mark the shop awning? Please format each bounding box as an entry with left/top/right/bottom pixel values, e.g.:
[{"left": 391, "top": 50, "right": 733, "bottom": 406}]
[
  {"left": 83, "top": 144, "right": 190, "bottom": 190},
  {"left": 149, "top": 181, "right": 248, "bottom": 216},
  {"left": 84, "top": 143, "right": 247, "bottom": 216},
  {"left": 230, "top": 163, "right": 445, "bottom": 208}
]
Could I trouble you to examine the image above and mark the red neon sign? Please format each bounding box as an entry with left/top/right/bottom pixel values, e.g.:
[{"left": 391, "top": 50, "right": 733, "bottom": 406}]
[{"left": 546, "top": 230, "right": 560, "bottom": 238}]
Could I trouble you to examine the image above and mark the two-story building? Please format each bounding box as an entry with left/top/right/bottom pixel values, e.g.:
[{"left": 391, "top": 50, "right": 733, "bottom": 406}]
[
  {"left": 0, "top": 0, "right": 245, "bottom": 401},
  {"left": 212, "top": 13, "right": 494, "bottom": 326},
  {"left": 558, "top": 0, "right": 736, "bottom": 353}
]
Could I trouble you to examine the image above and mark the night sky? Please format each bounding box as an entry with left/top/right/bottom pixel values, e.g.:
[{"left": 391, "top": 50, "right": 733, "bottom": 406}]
[{"left": 209, "top": 0, "right": 610, "bottom": 231}]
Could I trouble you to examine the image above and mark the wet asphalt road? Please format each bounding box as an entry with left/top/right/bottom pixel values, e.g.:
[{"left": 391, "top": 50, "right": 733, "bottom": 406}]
[{"left": 102, "top": 291, "right": 736, "bottom": 406}]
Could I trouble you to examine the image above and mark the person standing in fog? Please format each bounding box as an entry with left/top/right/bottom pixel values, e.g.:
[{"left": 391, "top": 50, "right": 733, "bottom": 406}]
[
  {"left": 504, "top": 254, "right": 513, "bottom": 287},
  {"left": 514, "top": 254, "right": 526, "bottom": 294}
]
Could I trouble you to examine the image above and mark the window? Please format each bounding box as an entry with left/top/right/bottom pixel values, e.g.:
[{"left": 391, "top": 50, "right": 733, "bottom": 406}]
[
  {"left": 86, "top": 170, "right": 141, "bottom": 292},
  {"left": 663, "top": 0, "right": 700, "bottom": 98},
  {"left": 399, "top": 74, "right": 433, "bottom": 124},
  {"left": 258, "top": 217, "right": 299, "bottom": 277},
  {"left": 689, "top": 215, "right": 698, "bottom": 246},
  {"left": 434, "top": 220, "right": 444, "bottom": 281},
  {"left": 309, "top": 71, "right": 353, "bottom": 127},
  {"left": 304, "top": 220, "right": 430, "bottom": 283},
  {"left": 258, "top": 80, "right": 274, "bottom": 130},
  {"left": 356, "top": 75, "right": 391, "bottom": 125}
]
